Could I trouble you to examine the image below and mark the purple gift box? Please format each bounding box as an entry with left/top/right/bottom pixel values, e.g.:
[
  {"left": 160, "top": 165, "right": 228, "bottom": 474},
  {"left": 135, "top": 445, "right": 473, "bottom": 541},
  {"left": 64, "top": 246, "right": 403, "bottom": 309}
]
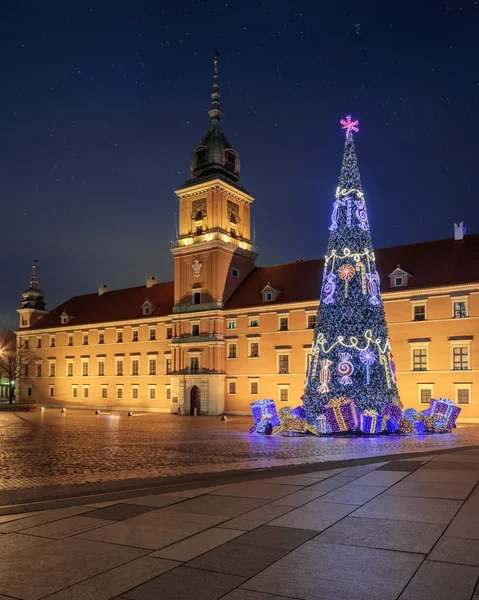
[
  {"left": 429, "top": 397, "right": 461, "bottom": 429},
  {"left": 325, "top": 397, "right": 358, "bottom": 433}
]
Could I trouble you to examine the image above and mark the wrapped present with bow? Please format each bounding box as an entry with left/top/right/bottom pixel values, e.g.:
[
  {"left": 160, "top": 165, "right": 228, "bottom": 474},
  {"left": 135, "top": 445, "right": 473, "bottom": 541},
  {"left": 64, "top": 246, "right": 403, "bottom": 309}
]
[
  {"left": 325, "top": 397, "right": 358, "bottom": 433},
  {"left": 279, "top": 417, "right": 307, "bottom": 436},
  {"left": 429, "top": 398, "right": 461, "bottom": 429},
  {"left": 249, "top": 399, "right": 280, "bottom": 433},
  {"left": 316, "top": 414, "right": 333, "bottom": 434},
  {"left": 359, "top": 409, "right": 386, "bottom": 434}
]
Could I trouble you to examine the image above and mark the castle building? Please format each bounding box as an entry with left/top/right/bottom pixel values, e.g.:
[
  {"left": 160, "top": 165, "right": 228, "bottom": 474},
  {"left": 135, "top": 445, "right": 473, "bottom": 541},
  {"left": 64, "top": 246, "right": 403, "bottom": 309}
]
[{"left": 16, "top": 59, "right": 479, "bottom": 420}]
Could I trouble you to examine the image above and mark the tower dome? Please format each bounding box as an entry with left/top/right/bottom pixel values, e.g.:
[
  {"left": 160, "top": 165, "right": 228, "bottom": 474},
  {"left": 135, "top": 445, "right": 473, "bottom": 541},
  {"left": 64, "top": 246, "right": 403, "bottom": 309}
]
[
  {"left": 21, "top": 261, "right": 46, "bottom": 310},
  {"left": 189, "top": 53, "right": 241, "bottom": 183}
]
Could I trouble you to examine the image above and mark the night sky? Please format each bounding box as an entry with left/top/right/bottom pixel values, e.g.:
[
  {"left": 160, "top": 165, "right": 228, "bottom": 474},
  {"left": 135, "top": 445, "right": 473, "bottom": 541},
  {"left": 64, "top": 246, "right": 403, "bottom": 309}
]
[{"left": 1, "top": 1, "right": 477, "bottom": 329}]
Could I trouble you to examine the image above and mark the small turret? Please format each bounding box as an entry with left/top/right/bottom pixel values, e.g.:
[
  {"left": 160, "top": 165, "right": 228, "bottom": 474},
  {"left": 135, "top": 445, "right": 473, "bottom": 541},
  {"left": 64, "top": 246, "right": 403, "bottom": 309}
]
[{"left": 17, "top": 261, "right": 48, "bottom": 328}]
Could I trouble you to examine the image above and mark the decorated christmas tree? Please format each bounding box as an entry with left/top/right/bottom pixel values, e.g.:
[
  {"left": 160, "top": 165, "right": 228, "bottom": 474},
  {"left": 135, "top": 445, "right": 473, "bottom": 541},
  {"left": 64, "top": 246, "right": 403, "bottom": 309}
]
[{"left": 303, "top": 116, "right": 400, "bottom": 425}]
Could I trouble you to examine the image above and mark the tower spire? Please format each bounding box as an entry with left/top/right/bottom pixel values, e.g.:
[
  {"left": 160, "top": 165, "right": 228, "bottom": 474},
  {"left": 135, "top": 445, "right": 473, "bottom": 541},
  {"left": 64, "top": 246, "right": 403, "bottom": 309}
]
[
  {"left": 208, "top": 50, "right": 223, "bottom": 124},
  {"left": 338, "top": 115, "right": 362, "bottom": 194},
  {"left": 30, "top": 259, "right": 38, "bottom": 289}
]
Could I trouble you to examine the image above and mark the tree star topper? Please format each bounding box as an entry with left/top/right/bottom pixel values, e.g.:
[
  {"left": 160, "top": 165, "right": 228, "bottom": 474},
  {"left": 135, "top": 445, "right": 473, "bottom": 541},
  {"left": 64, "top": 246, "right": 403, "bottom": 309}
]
[{"left": 340, "top": 115, "right": 360, "bottom": 137}]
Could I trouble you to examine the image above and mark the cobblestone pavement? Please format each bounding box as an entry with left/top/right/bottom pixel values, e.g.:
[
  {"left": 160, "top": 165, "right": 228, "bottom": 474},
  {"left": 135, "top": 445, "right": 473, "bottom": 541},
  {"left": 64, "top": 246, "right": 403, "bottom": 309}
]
[
  {"left": 2, "top": 449, "right": 479, "bottom": 600},
  {"left": 1, "top": 410, "right": 479, "bottom": 490}
]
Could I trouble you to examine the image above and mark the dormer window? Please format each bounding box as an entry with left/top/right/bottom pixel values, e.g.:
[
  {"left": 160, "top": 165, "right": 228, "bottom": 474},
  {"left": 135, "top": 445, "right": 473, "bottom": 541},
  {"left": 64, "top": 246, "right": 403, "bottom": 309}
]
[
  {"left": 265, "top": 292, "right": 272, "bottom": 301},
  {"left": 60, "top": 311, "right": 70, "bottom": 325},
  {"left": 261, "top": 283, "right": 280, "bottom": 303},
  {"left": 395, "top": 277, "right": 403, "bottom": 287},
  {"left": 226, "top": 151, "right": 235, "bottom": 166},
  {"left": 196, "top": 149, "right": 207, "bottom": 162},
  {"left": 142, "top": 300, "right": 155, "bottom": 316},
  {"left": 389, "top": 265, "right": 412, "bottom": 288}
]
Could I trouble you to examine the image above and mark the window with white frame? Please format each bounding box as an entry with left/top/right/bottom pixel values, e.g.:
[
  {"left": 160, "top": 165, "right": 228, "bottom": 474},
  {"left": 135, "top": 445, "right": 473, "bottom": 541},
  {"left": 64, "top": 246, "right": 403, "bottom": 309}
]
[
  {"left": 249, "top": 318, "right": 259, "bottom": 327},
  {"left": 165, "top": 357, "right": 172, "bottom": 374},
  {"left": 50, "top": 335, "right": 56, "bottom": 347},
  {"left": 166, "top": 385, "right": 172, "bottom": 400},
  {"left": 132, "top": 328, "right": 139, "bottom": 342},
  {"left": 278, "top": 385, "right": 289, "bottom": 402},
  {"left": 81, "top": 359, "right": 89, "bottom": 377},
  {"left": 453, "top": 298, "right": 468, "bottom": 319},
  {"left": 394, "top": 277, "right": 403, "bottom": 287},
  {"left": 149, "top": 327, "right": 156, "bottom": 341},
  {"left": 418, "top": 384, "right": 434, "bottom": 404},
  {"left": 166, "top": 327, "right": 172, "bottom": 339},
  {"left": 132, "top": 385, "right": 139, "bottom": 399},
  {"left": 37, "top": 337, "right": 42, "bottom": 348},
  {"left": 98, "top": 331, "right": 105, "bottom": 344},
  {"left": 117, "top": 330, "right": 123, "bottom": 343},
  {"left": 190, "top": 357, "right": 200, "bottom": 373},
  {"left": 36, "top": 362, "right": 42, "bottom": 377},
  {"left": 226, "top": 320, "right": 237, "bottom": 330},
  {"left": 83, "top": 333, "right": 88, "bottom": 345},
  {"left": 131, "top": 358, "right": 140, "bottom": 376},
  {"left": 250, "top": 380, "right": 259, "bottom": 395},
  {"left": 101, "top": 385, "right": 108, "bottom": 399},
  {"left": 49, "top": 361, "right": 56, "bottom": 377},
  {"left": 192, "top": 291, "right": 201, "bottom": 305},
  {"left": 48, "top": 385, "right": 55, "bottom": 397},
  {"left": 307, "top": 314, "right": 316, "bottom": 329},
  {"left": 83, "top": 384, "right": 89, "bottom": 398},
  {"left": 149, "top": 385, "right": 156, "bottom": 400},
  {"left": 66, "top": 360, "right": 74, "bottom": 377},
  {"left": 279, "top": 316, "right": 289, "bottom": 331},
  {"left": 116, "top": 358, "right": 124, "bottom": 376},
  {"left": 68, "top": 334, "right": 73, "bottom": 346},
  {"left": 191, "top": 323, "right": 200, "bottom": 337},
  {"left": 228, "top": 343, "right": 237, "bottom": 358},
  {"left": 453, "top": 346, "right": 469, "bottom": 370},
  {"left": 413, "top": 304, "right": 426, "bottom": 321},
  {"left": 278, "top": 354, "right": 289, "bottom": 374},
  {"left": 98, "top": 359, "right": 105, "bottom": 376},
  {"left": 456, "top": 384, "right": 471, "bottom": 405},
  {"left": 149, "top": 357, "right": 157, "bottom": 375},
  {"left": 228, "top": 380, "right": 237, "bottom": 394},
  {"left": 116, "top": 385, "right": 123, "bottom": 399},
  {"left": 411, "top": 347, "right": 428, "bottom": 371},
  {"left": 249, "top": 341, "right": 260, "bottom": 358},
  {"left": 72, "top": 385, "right": 78, "bottom": 398}
]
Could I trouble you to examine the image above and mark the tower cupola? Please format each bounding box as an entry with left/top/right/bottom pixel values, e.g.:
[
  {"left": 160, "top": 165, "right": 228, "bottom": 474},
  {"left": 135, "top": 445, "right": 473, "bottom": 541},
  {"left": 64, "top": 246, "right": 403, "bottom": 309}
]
[
  {"left": 189, "top": 53, "right": 241, "bottom": 184},
  {"left": 21, "top": 260, "right": 46, "bottom": 310}
]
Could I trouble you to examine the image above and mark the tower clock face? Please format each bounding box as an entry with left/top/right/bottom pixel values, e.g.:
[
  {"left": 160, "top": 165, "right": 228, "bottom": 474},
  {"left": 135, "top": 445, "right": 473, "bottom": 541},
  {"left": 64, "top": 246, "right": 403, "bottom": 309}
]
[{"left": 192, "top": 259, "right": 202, "bottom": 278}]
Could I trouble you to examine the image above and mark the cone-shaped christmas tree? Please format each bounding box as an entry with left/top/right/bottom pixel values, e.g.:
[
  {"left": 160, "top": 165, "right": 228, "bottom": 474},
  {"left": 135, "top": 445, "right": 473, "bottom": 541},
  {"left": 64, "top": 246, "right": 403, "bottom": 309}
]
[{"left": 303, "top": 116, "right": 400, "bottom": 424}]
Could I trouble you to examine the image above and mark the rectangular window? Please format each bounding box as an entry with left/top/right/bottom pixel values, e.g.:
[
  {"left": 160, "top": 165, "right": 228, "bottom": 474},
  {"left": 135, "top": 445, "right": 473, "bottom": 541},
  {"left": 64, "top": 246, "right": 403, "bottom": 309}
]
[
  {"left": 50, "top": 336, "right": 56, "bottom": 347},
  {"left": 149, "top": 386, "right": 156, "bottom": 400},
  {"left": 413, "top": 349, "right": 428, "bottom": 371},
  {"left": 27, "top": 386, "right": 33, "bottom": 397},
  {"left": 280, "top": 388, "right": 289, "bottom": 402},
  {"left": 83, "top": 334, "right": 88, "bottom": 345},
  {"left": 166, "top": 358, "right": 172, "bottom": 374},
  {"left": 132, "top": 329, "right": 139, "bottom": 342},
  {"left": 149, "top": 358, "right": 157, "bottom": 375},
  {"left": 278, "top": 354, "right": 289, "bottom": 374},
  {"left": 191, "top": 324, "right": 200, "bottom": 337},
  {"left": 193, "top": 291, "right": 201, "bottom": 305},
  {"left": 249, "top": 318, "right": 259, "bottom": 328},
  {"left": 250, "top": 381, "right": 259, "bottom": 395},
  {"left": 98, "top": 360, "right": 105, "bottom": 376},
  {"left": 36, "top": 363, "right": 42, "bottom": 377},
  {"left": 166, "top": 327, "right": 172, "bottom": 339},
  {"left": 116, "top": 360, "right": 124, "bottom": 376},
  {"left": 149, "top": 328, "right": 156, "bottom": 341},
  {"left": 98, "top": 332, "right": 105, "bottom": 344},
  {"left": 250, "top": 342, "right": 259, "bottom": 358},
  {"left": 48, "top": 385, "right": 54, "bottom": 397},
  {"left": 117, "top": 386, "right": 123, "bottom": 399},
  {"left": 82, "top": 361, "right": 89, "bottom": 377},
  {"left": 166, "top": 386, "right": 172, "bottom": 400},
  {"left": 24, "top": 364, "right": 29, "bottom": 377},
  {"left": 117, "top": 331, "right": 123, "bottom": 343},
  {"left": 191, "top": 357, "right": 200, "bottom": 374},
  {"left": 420, "top": 388, "right": 432, "bottom": 404},
  {"left": 101, "top": 386, "right": 108, "bottom": 399},
  {"left": 68, "top": 334, "right": 73, "bottom": 346},
  {"left": 72, "top": 385, "right": 78, "bottom": 398},
  {"left": 24, "top": 339, "right": 29, "bottom": 350},
  {"left": 83, "top": 385, "right": 89, "bottom": 398},
  {"left": 307, "top": 315, "right": 316, "bottom": 329},
  {"left": 131, "top": 359, "right": 139, "bottom": 376},
  {"left": 227, "top": 321, "right": 237, "bottom": 330},
  {"left": 279, "top": 317, "right": 289, "bottom": 331},
  {"left": 457, "top": 388, "right": 470, "bottom": 405},
  {"left": 453, "top": 347, "right": 469, "bottom": 370},
  {"left": 228, "top": 381, "right": 236, "bottom": 394},
  {"left": 395, "top": 277, "right": 403, "bottom": 286},
  {"left": 228, "top": 344, "right": 237, "bottom": 359},
  {"left": 196, "top": 224, "right": 202, "bottom": 236},
  {"left": 37, "top": 337, "right": 42, "bottom": 349},
  {"left": 413, "top": 305, "right": 426, "bottom": 321},
  {"left": 67, "top": 361, "right": 73, "bottom": 377},
  {"left": 454, "top": 301, "right": 467, "bottom": 319},
  {"left": 132, "top": 386, "right": 139, "bottom": 399},
  {"left": 232, "top": 267, "right": 240, "bottom": 278},
  {"left": 49, "top": 363, "right": 56, "bottom": 377}
]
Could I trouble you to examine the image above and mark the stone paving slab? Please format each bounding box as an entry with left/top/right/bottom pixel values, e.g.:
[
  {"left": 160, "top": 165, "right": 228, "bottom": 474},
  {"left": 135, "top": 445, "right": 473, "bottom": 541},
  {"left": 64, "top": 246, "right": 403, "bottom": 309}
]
[
  {"left": 382, "top": 479, "right": 476, "bottom": 500},
  {"left": 429, "top": 536, "right": 479, "bottom": 566},
  {"left": 268, "top": 499, "right": 356, "bottom": 531},
  {"left": 160, "top": 494, "right": 271, "bottom": 518},
  {"left": 398, "top": 560, "right": 479, "bottom": 600},
  {"left": 21, "top": 515, "right": 112, "bottom": 539},
  {"left": 84, "top": 503, "right": 158, "bottom": 521},
  {"left": 217, "top": 503, "right": 294, "bottom": 531},
  {"left": 151, "top": 527, "right": 245, "bottom": 561}
]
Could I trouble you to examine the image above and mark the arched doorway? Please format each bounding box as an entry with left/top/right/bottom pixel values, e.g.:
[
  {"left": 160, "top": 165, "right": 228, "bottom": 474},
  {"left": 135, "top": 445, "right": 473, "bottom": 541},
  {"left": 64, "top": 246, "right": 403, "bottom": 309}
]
[{"left": 190, "top": 386, "right": 201, "bottom": 415}]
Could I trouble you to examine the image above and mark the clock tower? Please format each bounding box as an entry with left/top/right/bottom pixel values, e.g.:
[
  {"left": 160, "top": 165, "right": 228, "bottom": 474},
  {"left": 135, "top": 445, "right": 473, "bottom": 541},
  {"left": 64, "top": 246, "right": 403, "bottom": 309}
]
[{"left": 170, "top": 54, "right": 256, "bottom": 415}]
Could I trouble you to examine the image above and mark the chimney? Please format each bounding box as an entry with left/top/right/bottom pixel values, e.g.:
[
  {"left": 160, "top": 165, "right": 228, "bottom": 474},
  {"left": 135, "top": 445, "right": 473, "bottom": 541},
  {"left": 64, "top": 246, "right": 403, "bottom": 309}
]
[
  {"left": 146, "top": 276, "right": 157, "bottom": 288},
  {"left": 98, "top": 284, "right": 108, "bottom": 296},
  {"left": 454, "top": 222, "right": 466, "bottom": 241}
]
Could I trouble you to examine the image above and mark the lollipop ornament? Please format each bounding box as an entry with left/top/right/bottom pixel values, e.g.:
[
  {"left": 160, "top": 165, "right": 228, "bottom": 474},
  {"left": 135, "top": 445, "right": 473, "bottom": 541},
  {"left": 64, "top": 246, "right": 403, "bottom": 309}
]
[
  {"left": 359, "top": 349, "right": 376, "bottom": 384},
  {"left": 338, "top": 263, "right": 355, "bottom": 297}
]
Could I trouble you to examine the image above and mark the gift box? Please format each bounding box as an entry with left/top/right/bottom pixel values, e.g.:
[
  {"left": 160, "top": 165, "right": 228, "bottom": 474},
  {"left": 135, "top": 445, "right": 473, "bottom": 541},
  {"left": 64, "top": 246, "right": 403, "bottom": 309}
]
[
  {"left": 316, "top": 414, "right": 333, "bottom": 434},
  {"left": 359, "top": 410, "right": 386, "bottom": 434},
  {"left": 429, "top": 398, "right": 461, "bottom": 429},
  {"left": 382, "top": 403, "right": 402, "bottom": 423},
  {"left": 290, "top": 405, "right": 307, "bottom": 420},
  {"left": 385, "top": 418, "right": 401, "bottom": 433},
  {"left": 280, "top": 417, "right": 307, "bottom": 435},
  {"left": 325, "top": 397, "right": 358, "bottom": 433},
  {"left": 250, "top": 399, "right": 280, "bottom": 429}
]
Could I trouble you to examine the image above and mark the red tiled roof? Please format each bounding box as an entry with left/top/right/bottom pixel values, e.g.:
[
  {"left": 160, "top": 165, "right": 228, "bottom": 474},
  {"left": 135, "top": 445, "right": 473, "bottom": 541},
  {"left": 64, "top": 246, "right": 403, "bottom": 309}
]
[
  {"left": 225, "top": 234, "right": 479, "bottom": 310},
  {"left": 25, "top": 281, "right": 174, "bottom": 331},
  {"left": 24, "top": 235, "right": 479, "bottom": 330}
]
